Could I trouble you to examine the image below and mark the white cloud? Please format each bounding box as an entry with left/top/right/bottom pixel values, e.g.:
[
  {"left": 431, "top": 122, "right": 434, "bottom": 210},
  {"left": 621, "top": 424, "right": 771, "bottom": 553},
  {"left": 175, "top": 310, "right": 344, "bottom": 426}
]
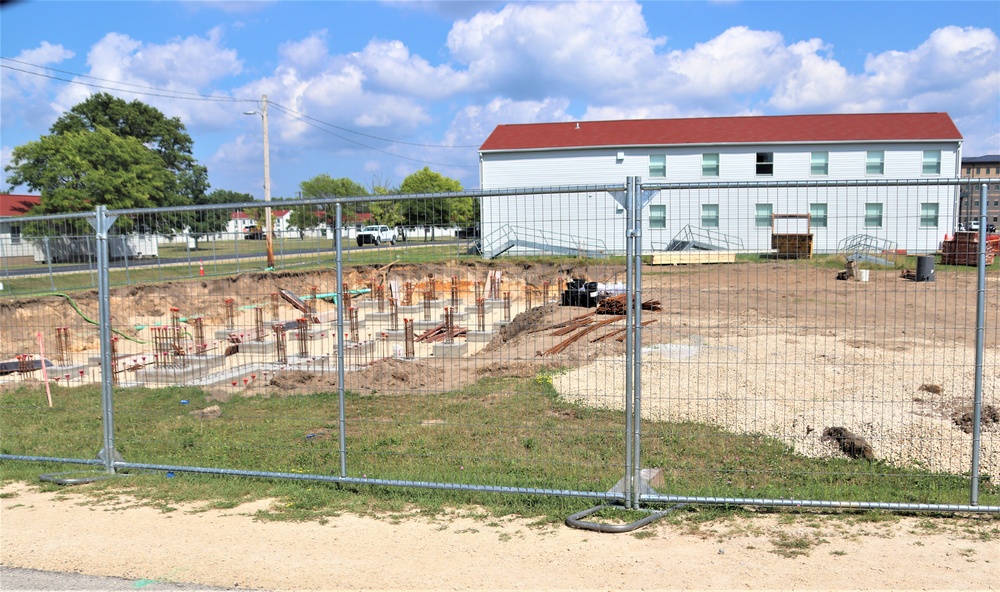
[
  {"left": 51, "top": 29, "right": 244, "bottom": 132},
  {"left": 1, "top": 42, "right": 75, "bottom": 129},
  {"left": 352, "top": 39, "right": 469, "bottom": 99},
  {"left": 445, "top": 97, "right": 572, "bottom": 147},
  {"left": 447, "top": 2, "right": 664, "bottom": 100}
]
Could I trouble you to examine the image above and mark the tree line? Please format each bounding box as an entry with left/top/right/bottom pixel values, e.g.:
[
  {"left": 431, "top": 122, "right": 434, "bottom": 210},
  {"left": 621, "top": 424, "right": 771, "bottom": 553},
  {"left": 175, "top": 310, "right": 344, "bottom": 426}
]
[{"left": 4, "top": 93, "right": 476, "bottom": 236}]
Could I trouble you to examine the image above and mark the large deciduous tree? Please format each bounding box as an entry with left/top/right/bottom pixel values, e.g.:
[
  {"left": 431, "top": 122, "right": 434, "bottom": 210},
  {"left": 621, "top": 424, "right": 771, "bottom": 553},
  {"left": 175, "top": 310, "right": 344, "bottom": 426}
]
[
  {"left": 299, "top": 174, "right": 369, "bottom": 226},
  {"left": 4, "top": 93, "right": 208, "bottom": 216},
  {"left": 398, "top": 167, "right": 469, "bottom": 238}
]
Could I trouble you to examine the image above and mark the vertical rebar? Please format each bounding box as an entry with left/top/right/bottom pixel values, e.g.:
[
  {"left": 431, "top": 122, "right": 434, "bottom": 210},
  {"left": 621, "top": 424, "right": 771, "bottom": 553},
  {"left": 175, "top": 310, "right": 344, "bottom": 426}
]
[
  {"left": 543, "top": 281, "right": 550, "bottom": 303},
  {"left": 253, "top": 307, "right": 264, "bottom": 342},
  {"left": 193, "top": 317, "right": 207, "bottom": 354},
  {"left": 404, "top": 318, "right": 415, "bottom": 359},
  {"left": 474, "top": 280, "right": 483, "bottom": 302},
  {"left": 297, "top": 318, "right": 308, "bottom": 358},
  {"left": 444, "top": 307, "right": 454, "bottom": 344},
  {"left": 224, "top": 298, "right": 236, "bottom": 330},
  {"left": 343, "top": 282, "right": 352, "bottom": 310},
  {"left": 526, "top": 285, "right": 533, "bottom": 310},
  {"left": 423, "top": 292, "right": 432, "bottom": 321},
  {"left": 55, "top": 327, "right": 69, "bottom": 364},
  {"left": 503, "top": 291, "right": 511, "bottom": 322},
  {"left": 349, "top": 307, "right": 359, "bottom": 343},
  {"left": 450, "top": 276, "right": 459, "bottom": 308},
  {"left": 404, "top": 281, "right": 414, "bottom": 306},
  {"left": 273, "top": 324, "right": 287, "bottom": 364},
  {"left": 270, "top": 292, "right": 280, "bottom": 321},
  {"left": 476, "top": 298, "right": 485, "bottom": 332},
  {"left": 427, "top": 274, "right": 436, "bottom": 301},
  {"left": 377, "top": 285, "right": 385, "bottom": 313},
  {"left": 389, "top": 297, "right": 399, "bottom": 331}
]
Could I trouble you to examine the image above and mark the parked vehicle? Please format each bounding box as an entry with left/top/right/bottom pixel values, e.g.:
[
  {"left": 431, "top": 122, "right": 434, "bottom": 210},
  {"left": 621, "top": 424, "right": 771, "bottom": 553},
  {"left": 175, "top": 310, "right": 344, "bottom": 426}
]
[
  {"left": 355, "top": 225, "right": 397, "bottom": 246},
  {"left": 456, "top": 225, "right": 481, "bottom": 239},
  {"left": 243, "top": 225, "right": 273, "bottom": 240}
]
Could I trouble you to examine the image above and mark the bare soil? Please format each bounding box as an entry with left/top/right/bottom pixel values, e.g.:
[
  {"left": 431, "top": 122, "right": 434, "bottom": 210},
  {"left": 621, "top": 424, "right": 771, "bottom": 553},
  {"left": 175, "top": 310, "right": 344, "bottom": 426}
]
[{"left": 2, "top": 482, "right": 998, "bottom": 591}]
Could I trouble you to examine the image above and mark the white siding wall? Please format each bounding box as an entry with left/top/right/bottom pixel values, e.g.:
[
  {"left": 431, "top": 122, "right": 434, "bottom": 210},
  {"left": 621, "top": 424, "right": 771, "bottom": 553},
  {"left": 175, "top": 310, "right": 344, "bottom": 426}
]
[{"left": 481, "top": 141, "right": 960, "bottom": 254}]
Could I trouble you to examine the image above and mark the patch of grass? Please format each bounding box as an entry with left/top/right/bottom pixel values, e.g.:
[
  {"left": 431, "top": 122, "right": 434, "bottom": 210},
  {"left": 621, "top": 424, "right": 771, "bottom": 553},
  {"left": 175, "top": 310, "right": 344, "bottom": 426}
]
[
  {"left": 2, "top": 375, "right": 997, "bottom": 525},
  {"left": 769, "top": 531, "right": 825, "bottom": 558}
]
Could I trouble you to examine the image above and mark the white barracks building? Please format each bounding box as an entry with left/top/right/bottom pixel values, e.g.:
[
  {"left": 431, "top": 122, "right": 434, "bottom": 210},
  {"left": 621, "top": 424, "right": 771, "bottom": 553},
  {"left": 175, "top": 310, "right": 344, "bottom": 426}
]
[{"left": 477, "top": 112, "right": 963, "bottom": 255}]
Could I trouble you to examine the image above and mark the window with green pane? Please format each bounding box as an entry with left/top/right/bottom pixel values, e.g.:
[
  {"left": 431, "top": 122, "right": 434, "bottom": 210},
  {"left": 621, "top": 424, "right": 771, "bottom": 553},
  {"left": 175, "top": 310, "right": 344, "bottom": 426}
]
[
  {"left": 701, "top": 204, "right": 719, "bottom": 228},
  {"left": 919, "top": 203, "right": 939, "bottom": 227},
  {"left": 922, "top": 150, "right": 941, "bottom": 175},
  {"left": 702, "top": 153, "right": 720, "bottom": 177},
  {"left": 649, "top": 154, "right": 666, "bottom": 178},
  {"left": 864, "top": 202, "right": 884, "bottom": 227},
  {"left": 811, "top": 151, "right": 828, "bottom": 175},
  {"left": 866, "top": 150, "right": 884, "bottom": 175},
  {"left": 649, "top": 204, "right": 666, "bottom": 229},
  {"left": 755, "top": 203, "right": 772, "bottom": 227},
  {"left": 809, "top": 203, "right": 828, "bottom": 227}
]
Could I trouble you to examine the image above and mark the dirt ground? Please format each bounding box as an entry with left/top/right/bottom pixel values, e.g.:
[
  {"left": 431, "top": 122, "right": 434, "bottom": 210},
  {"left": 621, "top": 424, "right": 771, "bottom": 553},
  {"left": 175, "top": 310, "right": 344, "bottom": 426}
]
[
  {"left": 2, "top": 481, "right": 999, "bottom": 591},
  {"left": 2, "top": 261, "right": 1000, "bottom": 589}
]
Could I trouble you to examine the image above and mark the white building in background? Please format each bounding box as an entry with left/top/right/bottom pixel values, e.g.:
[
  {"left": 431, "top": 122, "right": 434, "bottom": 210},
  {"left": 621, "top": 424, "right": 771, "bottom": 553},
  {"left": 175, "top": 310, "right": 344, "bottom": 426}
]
[{"left": 478, "top": 112, "right": 963, "bottom": 255}]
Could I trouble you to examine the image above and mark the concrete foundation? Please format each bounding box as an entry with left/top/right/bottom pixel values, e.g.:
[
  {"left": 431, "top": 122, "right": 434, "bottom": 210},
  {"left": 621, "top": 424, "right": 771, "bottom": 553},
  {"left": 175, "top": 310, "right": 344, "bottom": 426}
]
[
  {"left": 414, "top": 319, "right": 443, "bottom": 331},
  {"left": 397, "top": 305, "right": 422, "bottom": 317},
  {"left": 432, "top": 342, "right": 468, "bottom": 357},
  {"left": 465, "top": 330, "right": 495, "bottom": 343}
]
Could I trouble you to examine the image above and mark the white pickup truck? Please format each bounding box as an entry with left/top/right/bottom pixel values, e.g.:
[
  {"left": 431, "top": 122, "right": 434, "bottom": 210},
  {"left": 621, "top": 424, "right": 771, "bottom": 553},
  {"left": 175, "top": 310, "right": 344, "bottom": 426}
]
[{"left": 355, "top": 225, "right": 397, "bottom": 247}]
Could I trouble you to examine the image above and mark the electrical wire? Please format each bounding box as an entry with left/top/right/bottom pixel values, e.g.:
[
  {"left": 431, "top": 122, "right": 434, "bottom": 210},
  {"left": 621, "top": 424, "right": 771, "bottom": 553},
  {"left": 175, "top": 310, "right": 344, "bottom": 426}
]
[{"left": 3, "top": 56, "right": 480, "bottom": 169}]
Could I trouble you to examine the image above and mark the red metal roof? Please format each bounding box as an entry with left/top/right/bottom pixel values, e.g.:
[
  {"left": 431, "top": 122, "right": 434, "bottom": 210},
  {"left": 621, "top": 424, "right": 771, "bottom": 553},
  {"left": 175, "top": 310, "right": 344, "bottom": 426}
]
[
  {"left": 479, "top": 113, "right": 962, "bottom": 152},
  {"left": 0, "top": 194, "right": 41, "bottom": 217}
]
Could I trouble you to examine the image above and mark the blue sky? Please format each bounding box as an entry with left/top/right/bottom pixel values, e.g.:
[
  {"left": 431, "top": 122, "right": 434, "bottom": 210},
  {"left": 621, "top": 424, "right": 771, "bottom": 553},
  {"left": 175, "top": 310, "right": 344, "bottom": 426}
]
[{"left": 2, "top": 1, "right": 998, "bottom": 199}]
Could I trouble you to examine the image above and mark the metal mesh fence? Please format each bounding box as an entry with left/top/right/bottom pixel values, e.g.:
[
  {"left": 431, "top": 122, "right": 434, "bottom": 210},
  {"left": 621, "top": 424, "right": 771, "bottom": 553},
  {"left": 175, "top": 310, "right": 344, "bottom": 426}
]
[{"left": 1, "top": 179, "right": 997, "bottom": 513}]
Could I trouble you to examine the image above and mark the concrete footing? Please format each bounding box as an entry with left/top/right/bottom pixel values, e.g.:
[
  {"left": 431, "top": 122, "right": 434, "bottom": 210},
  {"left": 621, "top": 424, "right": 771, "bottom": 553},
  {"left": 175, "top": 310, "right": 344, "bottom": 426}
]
[
  {"left": 432, "top": 342, "right": 468, "bottom": 357},
  {"left": 465, "top": 330, "right": 495, "bottom": 343}
]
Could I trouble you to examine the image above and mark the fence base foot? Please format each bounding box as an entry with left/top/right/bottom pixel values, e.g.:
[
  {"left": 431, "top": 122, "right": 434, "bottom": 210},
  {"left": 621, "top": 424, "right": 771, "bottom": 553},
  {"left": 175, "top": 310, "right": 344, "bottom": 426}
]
[
  {"left": 39, "top": 470, "right": 131, "bottom": 486},
  {"left": 565, "top": 503, "right": 684, "bottom": 533}
]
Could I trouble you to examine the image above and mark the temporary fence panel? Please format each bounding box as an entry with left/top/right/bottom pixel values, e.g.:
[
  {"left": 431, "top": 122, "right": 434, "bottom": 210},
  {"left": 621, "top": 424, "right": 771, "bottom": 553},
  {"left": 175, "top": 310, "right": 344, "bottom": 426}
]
[
  {"left": 631, "top": 179, "right": 998, "bottom": 510},
  {"left": 1, "top": 179, "right": 997, "bottom": 515}
]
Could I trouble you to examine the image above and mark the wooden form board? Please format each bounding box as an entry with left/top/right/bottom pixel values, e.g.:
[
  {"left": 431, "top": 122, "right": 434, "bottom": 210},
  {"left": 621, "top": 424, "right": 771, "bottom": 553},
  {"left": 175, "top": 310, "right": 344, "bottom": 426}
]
[{"left": 649, "top": 251, "right": 737, "bottom": 266}]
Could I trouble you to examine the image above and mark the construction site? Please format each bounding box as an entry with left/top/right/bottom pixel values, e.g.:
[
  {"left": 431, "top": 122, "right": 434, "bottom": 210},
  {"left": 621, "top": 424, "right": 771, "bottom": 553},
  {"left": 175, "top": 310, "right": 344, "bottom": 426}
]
[{"left": 1, "top": 247, "right": 998, "bottom": 481}]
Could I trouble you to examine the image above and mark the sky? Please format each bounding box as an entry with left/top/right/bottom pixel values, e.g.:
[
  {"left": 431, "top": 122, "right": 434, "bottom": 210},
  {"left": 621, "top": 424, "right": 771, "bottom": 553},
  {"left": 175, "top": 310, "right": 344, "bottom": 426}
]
[{"left": 2, "top": 0, "right": 999, "bottom": 200}]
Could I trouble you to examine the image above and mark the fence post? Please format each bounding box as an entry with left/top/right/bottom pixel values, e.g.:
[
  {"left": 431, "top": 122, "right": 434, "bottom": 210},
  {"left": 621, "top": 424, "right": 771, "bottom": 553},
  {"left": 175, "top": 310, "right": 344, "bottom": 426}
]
[
  {"left": 92, "top": 206, "right": 120, "bottom": 473},
  {"left": 970, "top": 183, "right": 988, "bottom": 504},
  {"left": 623, "top": 176, "right": 635, "bottom": 508},
  {"left": 631, "top": 176, "right": 645, "bottom": 511},
  {"left": 335, "top": 203, "right": 348, "bottom": 479}
]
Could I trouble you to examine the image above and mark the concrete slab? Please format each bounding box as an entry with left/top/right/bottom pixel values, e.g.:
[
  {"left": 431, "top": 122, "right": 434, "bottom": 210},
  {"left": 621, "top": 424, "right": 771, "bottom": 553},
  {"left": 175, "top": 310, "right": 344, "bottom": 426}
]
[
  {"left": 432, "top": 342, "right": 468, "bottom": 358},
  {"left": 465, "top": 330, "right": 495, "bottom": 343}
]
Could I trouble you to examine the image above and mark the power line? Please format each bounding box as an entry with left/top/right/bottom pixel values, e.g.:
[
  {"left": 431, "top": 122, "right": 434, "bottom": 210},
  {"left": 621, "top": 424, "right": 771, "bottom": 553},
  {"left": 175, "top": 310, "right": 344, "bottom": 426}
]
[
  {"left": 1, "top": 58, "right": 252, "bottom": 103},
  {"left": 270, "top": 101, "right": 480, "bottom": 149},
  {"left": 3, "top": 56, "right": 479, "bottom": 169},
  {"left": 269, "top": 102, "right": 477, "bottom": 169}
]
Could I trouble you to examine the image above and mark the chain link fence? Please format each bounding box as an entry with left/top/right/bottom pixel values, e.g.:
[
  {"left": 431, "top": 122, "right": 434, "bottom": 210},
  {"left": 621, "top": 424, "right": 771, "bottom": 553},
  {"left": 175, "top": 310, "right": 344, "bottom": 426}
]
[{"left": 2, "top": 179, "right": 997, "bottom": 522}]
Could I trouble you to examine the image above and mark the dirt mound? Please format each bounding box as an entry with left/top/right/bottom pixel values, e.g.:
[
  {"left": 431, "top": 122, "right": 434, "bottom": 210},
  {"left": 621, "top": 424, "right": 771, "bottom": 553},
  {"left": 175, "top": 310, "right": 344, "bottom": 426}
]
[{"left": 953, "top": 404, "right": 1000, "bottom": 434}]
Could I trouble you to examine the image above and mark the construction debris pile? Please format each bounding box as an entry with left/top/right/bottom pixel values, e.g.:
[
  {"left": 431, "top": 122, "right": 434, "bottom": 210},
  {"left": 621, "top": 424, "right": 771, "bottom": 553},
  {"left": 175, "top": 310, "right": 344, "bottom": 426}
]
[{"left": 941, "top": 231, "right": 999, "bottom": 266}]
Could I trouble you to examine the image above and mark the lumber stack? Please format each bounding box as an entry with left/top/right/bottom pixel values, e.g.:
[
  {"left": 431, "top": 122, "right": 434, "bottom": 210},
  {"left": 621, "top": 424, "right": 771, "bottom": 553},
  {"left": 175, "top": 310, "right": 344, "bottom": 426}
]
[
  {"left": 941, "top": 232, "right": 999, "bottom": 266},
  {"left": 595, "top": 294, "right": 662, "bottom": 315}
]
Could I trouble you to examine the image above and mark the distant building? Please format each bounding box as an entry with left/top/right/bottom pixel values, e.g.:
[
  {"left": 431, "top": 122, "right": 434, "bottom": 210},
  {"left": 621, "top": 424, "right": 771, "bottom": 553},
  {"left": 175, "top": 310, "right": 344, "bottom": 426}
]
[
  {"left": 478, "top": 112, "right": 963, "bottom": 254},
  {"left": 960, "top": 155, "right": 1000, "bottom": 228},
  {"left": 0, "top": 194, "right": 41, "bottom": 259}
]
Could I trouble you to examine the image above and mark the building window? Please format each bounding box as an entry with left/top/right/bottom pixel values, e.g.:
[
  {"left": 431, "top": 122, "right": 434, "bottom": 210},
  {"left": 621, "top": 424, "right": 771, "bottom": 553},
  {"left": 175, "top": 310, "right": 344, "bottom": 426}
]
[
  {"left": 649, "top": 205, "right": 667, "bottom": 229},
  {"left": 809, "top": 203, "right": 828, "bottom": 228},
  {"left": 755, "top": 203, "right": 773, "bottom": 228},
  {"left": 920, "top": 203, "right": 940, "bottom": 228},
  {"left": 756, "top": 152, "right": 774, "bottom": 176},
  {"left": 865, "top": 203, "right": 884, "bottom": 228},
  {"left": 922, "top": 150, "right": 941, "bottom": 175},
  {"left": 10, "top": 225, "right": 21, "bottom": 245},
  {"left": 649, "top": 154, "right": 666, "bottom": 178},
  {"left": 811, "top": 151, "right": 829, "bottom": 176},
  {"left": 702, "top": 204, "right": 719, "bottom": 228},
  {"left": 866, "top": 150, "right": 884, "bottom": 175},
  {"left": 702, "top": 153, "right": 720, "bottom": 177}
]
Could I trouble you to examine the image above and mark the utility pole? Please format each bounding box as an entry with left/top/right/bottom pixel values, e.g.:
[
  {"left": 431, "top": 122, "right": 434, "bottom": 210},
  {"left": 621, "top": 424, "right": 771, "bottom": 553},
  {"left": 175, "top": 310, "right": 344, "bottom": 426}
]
[{"left": 262, "top": 94, "right": 275, "bottom": 269}]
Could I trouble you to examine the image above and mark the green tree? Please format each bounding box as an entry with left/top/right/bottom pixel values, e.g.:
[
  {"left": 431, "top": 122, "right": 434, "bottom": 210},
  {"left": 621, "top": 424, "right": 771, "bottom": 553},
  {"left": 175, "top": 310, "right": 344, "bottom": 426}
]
[
  {"left": 50, "top": 92, "right": 208, "bottom": 203},
  {"left": 5, "top": 127, "right": 175, "bottom": 216},
  {"left": 181, "top": 190, "right": 253, "bottom": 249},
  {"left": 398, "top": 167, "right": 468, "bottom": 239},
  {"left": 299, "top": 174, "right": 369, "bottom": 225},
  {"left": 4, "top": 93, "right": 207, "bottom": 216}
]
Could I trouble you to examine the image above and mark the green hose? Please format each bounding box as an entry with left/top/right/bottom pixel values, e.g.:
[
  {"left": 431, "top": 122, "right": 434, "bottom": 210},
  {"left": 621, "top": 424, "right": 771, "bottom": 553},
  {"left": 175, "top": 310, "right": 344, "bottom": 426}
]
[{"left": 53, "top": 292, "right": 147, "bottom": 344}]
